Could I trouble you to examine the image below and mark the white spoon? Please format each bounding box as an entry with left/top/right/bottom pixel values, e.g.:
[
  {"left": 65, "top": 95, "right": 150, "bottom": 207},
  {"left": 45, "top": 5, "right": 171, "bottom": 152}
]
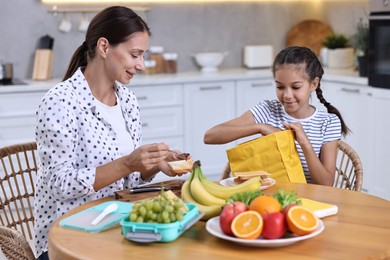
[{"left": 91, "top": 203, "right": 118, "bottom": 226}]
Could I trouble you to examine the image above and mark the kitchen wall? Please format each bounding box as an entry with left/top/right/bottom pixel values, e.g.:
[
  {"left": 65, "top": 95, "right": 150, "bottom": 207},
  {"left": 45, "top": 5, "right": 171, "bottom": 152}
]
[{"left": 1, "top": 0, "right": 368, "bottom": 80}]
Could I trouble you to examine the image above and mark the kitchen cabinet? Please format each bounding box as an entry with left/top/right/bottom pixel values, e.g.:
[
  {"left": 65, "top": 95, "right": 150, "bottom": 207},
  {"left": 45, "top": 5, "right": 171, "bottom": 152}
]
[
  {"left": 320, "top": 81, "right": 373, "bottom": 192},
  {"left": 184, "top": 80, "right": 236, "bottom": 180},
  {"left": 366, "top": 88, "right": 390, "bottom": 200}
]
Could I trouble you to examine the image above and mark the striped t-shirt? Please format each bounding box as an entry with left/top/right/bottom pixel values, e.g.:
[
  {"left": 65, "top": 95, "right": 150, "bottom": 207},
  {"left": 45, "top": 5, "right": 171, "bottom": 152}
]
[{"left": 250, "top": 100, "right": 342, "bottom": 183}]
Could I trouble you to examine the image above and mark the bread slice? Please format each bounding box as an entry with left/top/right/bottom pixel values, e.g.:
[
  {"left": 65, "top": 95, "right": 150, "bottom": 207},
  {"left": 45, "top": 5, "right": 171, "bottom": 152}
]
[
  {"left": 168, "top": 159, "right": 194, "bottom": 174},
  {"left": 233, "top": 170, "right": 270, "bottom": 183}
]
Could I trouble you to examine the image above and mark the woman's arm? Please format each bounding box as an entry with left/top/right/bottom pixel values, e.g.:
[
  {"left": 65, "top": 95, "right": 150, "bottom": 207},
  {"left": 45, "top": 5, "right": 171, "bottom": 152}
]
[
  {"left": 283, "top": 122, "right": 337, "bottom": 186},
  {"left": 203, "top": 111, "right": 280, "bottom": 144}
]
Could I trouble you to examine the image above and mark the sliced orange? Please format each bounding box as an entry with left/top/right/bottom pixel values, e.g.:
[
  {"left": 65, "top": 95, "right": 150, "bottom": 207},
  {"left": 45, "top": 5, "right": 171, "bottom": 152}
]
[
  {"left": 249, "top": 195, "right": 282, "bottom": 216},
  {"left": 286, "top": 205, "right": 319, "bottom": 236},
  {"left": 231, "top": 211, "right": 263, "bottom": 239}
]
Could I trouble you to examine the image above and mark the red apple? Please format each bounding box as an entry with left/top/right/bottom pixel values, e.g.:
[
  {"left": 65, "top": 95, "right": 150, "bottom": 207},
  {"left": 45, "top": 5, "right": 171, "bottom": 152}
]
[
  {"left": 261, "top": 212, "right": 287, "bottom": 239},
  {"left": 219, "top": 202, "right": 248, "bottom": 236}
]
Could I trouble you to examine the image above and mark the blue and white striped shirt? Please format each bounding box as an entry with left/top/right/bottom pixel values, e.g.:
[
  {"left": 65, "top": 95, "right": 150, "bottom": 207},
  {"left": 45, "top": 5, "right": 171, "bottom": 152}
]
[{"left": 250, "top": 100, "right": 341, "bottom": 183}]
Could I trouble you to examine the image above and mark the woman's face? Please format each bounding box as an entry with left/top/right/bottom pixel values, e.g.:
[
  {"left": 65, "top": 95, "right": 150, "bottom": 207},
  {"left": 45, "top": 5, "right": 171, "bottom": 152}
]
[
  {"left": 105, "top": 31, "right": 149, "bottom": 85},
  {"left": 274, "top": 64, "right": 318, "bottom": 119}
]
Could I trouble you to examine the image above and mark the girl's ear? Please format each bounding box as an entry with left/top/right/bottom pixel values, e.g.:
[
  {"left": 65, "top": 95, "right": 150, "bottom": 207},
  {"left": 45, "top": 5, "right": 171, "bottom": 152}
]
[
  {"left": 311, "top": 77, "right": 320, "bottom": 92},
  {"left": 96, "top": 37, "right": 109, "bottom": 58}
]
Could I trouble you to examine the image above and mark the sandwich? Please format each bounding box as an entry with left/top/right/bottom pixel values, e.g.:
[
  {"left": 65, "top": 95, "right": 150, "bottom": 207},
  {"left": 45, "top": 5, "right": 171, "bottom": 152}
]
[
  {"left": 233, "top": 170, "right": 271, "bottom": 184},
  {"left": 168, "top": 159, "right": 194, "bottom": 174}
]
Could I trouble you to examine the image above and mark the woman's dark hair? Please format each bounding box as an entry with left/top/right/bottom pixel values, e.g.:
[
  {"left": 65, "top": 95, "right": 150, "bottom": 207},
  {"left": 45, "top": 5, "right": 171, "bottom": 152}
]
[
  {"left": 272, "top": 46, "right": 350, "bottom": 136},
  {"left": 63, "top": 6, "right": 151, "bottom": 80}
]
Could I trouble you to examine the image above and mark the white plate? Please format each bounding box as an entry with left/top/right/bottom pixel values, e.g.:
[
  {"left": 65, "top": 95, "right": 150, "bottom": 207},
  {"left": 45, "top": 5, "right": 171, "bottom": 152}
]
[
  {"left": 219, "top": 177, "right": 276, "bottom": 191},
  {"left": 205, "top": 216, "right": 324, "bottom": 248}
]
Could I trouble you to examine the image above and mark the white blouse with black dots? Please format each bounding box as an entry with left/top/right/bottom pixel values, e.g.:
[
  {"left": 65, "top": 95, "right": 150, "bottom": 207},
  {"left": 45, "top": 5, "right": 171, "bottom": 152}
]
[{"left": 33, "top": 68, "right": 148, "bottom": 258}]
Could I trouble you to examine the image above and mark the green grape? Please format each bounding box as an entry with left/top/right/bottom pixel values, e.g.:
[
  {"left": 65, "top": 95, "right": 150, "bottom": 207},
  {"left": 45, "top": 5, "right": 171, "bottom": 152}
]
[
  {"left": 139, "top": 206, "right": 147, "bottom": 217},
  {"left": 176, "top": 211, "right": 184, "bottom": 221},
  {"left": 136, "top": 216, "right": 144, "bottom": 223},
  {"left": 165, "top": 205, "right": 174, "bottom": 213},
  {"left": 169, "top": 212, "right": 176, "bottom": 222},
  {"left": 145, "top": 201, "right": 153, "bottom": 211},
  {"left": 152, "top": 201, "right": 162, "bottom": 213},
  {"left": 156, "top": 213, "right": 163, "bottom": 223},
  {"left": 130, "top": 212, "right": 138, "bottom": 222}
]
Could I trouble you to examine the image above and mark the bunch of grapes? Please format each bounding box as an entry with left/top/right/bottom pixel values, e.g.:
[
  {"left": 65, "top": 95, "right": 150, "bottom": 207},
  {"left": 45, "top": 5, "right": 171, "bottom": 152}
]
[{"left": 129, "top": 192, "right": 187, "bottom": 224}]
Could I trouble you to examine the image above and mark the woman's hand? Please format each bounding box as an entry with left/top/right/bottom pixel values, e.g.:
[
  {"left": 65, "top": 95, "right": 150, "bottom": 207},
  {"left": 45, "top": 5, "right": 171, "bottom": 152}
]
[
  {"left": 124, "top": 143, "right": 170, "bottom": 173},
  {"left": 158, "top": 150, "right": 191, "bottom": 177}
]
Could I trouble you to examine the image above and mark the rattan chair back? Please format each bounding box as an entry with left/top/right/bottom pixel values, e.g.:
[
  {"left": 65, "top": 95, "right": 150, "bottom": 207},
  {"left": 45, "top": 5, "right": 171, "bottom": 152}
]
[
  {"left": 0, "top": 225, "right": 35, "bottom": 260},
  {"left": 220, "top": 140, "right": 363, "bottom": 191},
  {"left": 0, "top": 142, "right": 37, "bottom": 241},
  {"left": 334, "top": 140, "right": 363, "bottom": 191}
]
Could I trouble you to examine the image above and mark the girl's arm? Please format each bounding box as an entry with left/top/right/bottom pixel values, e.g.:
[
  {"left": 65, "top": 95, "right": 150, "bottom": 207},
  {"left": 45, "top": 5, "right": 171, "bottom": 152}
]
[
  {"left": 204, "top": 111, "right": 280, "bottom": 144},
  {"left": 283, "top": 122, "right": 337, "bottom": 186}
]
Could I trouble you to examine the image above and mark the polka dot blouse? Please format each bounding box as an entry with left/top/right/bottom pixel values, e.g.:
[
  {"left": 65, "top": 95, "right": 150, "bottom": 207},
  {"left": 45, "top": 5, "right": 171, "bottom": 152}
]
[{"left": 33, "top": 68, "right": 147, "bottom": 258}]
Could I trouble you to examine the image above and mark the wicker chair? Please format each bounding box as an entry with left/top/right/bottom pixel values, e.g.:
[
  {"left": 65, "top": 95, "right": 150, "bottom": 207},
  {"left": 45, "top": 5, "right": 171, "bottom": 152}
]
[
  {"left": 0, "top": 142, "right": 37, "bottom": 259},
  {"left": 334, "top": 140, "right": 363, "bottom": 191},
  {"left": 220, "top": 140, "right": 363, "bottom": 191},
  {"left": 0, "top": 225, "right": 35, "bottom": 260}
]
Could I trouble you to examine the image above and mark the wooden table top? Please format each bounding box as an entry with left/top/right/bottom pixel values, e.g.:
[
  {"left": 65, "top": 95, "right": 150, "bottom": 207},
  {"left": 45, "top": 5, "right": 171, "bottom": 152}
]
[{"left": 48, "top": 183, "right": 390, "bottom": 260}]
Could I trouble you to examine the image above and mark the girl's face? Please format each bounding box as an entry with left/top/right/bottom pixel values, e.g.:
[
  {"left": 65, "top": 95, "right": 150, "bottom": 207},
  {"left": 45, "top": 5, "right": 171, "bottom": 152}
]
[
  {"left": 105, "top": 31, "right": 149, "bottom": 85},
  {"left": 274, "top": 64, "right": 318, "bottom": 119}
]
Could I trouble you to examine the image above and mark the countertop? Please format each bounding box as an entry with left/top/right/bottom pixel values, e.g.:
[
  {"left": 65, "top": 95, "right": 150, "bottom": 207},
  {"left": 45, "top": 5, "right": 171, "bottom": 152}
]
[{"left": 0, "top": 68, "right": 368, "bottom": 94}]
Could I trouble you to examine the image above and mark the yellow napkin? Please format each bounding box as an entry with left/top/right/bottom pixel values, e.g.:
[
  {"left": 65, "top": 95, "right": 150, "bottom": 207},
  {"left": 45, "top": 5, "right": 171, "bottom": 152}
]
[{"left": 299, "top": 198, "right": 338, "bottom": 218}]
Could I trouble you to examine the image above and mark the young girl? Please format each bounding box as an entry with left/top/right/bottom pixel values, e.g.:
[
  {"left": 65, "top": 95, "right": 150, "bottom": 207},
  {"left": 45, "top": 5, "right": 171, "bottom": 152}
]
[{"left": 204, "top": 46, "right": 349, "bottom": 186}]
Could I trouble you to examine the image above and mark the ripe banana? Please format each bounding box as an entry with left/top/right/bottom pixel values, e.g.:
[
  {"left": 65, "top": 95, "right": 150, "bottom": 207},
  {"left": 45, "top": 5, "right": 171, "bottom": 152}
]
[
  {"left": 199, "top": 172, "right": 262, "bottom": 200},
  {"left": 181, "top": 179, "right": 221, "bottom": 220},
  {"left": 189, "top": 164, "right": 226, "bottom": 207}
]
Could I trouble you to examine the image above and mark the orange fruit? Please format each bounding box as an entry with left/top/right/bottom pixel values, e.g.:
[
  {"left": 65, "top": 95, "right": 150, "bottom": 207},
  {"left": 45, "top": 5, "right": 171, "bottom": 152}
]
[
  {"left": 286, "top": 205, "right": 319, "bottom": 236},
  {"left": 249, "top": 195, "right": 282, "bottom": 216},
  {"left": 231, "top": 211, "right": 263, "bottom": 239}
]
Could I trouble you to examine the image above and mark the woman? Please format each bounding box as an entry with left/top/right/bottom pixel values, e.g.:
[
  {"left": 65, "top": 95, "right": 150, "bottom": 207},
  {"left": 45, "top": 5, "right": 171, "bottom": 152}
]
[
  {"left": 34, "top": 6, "right": 187, "bottom": 259},
  {"left": 204, "top": 46, "right": 349, "bottom": 186}
]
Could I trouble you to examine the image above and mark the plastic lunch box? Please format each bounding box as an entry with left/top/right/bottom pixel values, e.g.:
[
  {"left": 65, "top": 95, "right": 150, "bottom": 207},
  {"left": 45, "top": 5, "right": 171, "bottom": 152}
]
[{"left": 120, "top": 203, "right": 204, "bottom": 243}]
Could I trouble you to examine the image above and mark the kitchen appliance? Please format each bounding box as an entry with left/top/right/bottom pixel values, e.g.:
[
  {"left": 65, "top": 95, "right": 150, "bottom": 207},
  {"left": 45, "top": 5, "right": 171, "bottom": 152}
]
[
  {"left": 368, "top": 0, "right": 390, "bottom": 89},
  {"left": 243, "top": 45, "right": 273, "bottom": 69},
  {"left": 0, "top": 63, "right": 13, "bottom": 83}
]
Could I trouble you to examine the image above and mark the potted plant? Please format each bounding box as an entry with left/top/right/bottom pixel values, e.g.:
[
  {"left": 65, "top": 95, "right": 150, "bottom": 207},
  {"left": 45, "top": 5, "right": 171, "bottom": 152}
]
[
  {"left": 323, "top": 33, "right": 354, "bottom": 69},
  {"left": 350, "top": 18, "right": 369, "bottom": 77}
]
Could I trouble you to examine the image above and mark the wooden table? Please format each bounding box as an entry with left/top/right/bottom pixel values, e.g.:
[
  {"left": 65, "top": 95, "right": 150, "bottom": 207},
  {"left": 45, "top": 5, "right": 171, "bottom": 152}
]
[{"left": 48, "top": 183, "right": 390, "bottom": 259}]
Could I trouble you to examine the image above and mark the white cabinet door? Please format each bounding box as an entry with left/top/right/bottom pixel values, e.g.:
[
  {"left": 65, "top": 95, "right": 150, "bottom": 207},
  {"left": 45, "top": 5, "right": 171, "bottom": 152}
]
[
  {"left": 184, "top": 81, "right": 235, "bottom": 179},
  {"left": 368, "top": 88, "right": 390, "bottom": 200},
  {"left": 236, "top": 79, "right": 275, "bottom": 116},
  {"left": 321, "top": 82, "right": 372, "bottom": 192}
]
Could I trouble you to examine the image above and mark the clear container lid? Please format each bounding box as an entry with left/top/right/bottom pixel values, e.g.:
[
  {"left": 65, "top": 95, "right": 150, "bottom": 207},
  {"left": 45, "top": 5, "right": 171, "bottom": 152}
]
[{"left": 163, "top": 53, "right": 178, "bottom": 60}]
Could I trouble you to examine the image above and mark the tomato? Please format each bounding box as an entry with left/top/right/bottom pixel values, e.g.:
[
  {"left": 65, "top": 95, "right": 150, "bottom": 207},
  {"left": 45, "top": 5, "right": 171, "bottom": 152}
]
[{"left": 261, "top": 212, "right": 287, "bottom": 239}]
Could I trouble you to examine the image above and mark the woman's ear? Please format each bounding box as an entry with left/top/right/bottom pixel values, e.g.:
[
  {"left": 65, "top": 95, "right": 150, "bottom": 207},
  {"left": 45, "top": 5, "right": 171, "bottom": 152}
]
[{"left": 96, "top": 37, "right": 109, "bottom": 57}]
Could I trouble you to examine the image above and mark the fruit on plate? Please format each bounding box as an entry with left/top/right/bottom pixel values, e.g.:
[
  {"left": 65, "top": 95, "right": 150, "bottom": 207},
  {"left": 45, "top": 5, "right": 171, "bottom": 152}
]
[
  {"left": 249, "top": 195, "right": 282, "bottom": 216},
  {"left": 231, "top": 211, "right": 263, "bottom": 239},
  {"left": 261, "top": 212, "right": 287, "bottom": 239},
  {"left": 219, "top": 202, "right": 248, "bottom": 236},
  {"left": 286, "top": 205, "right": 319, "bottom": 236}
]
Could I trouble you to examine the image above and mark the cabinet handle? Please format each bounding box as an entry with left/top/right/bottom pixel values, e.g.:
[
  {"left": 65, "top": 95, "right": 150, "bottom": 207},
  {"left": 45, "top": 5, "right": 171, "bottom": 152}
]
[
  {"left": 138, "top": 96, "right": 148, "bottom": 100},
  {"left": 142, "top": 123, "right": 149, "bottom": 127},
  {"left": 199, "top": 86, "right": 222, "bottom": 91},
  {"left": 251, "top": 83, "right": 270, "bottom": 87},
  {"left": 341, "top": 88, "right": 360, "bottom": 94}
]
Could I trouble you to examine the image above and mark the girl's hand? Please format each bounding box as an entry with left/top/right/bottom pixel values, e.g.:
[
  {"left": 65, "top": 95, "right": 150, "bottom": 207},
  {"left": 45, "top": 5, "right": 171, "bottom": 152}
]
[
  {"left": 282, "top": 122, "right": 311, "bottom": 147},
  {"left": 259, "top": 123, "right": 281, "bottom": 135}
]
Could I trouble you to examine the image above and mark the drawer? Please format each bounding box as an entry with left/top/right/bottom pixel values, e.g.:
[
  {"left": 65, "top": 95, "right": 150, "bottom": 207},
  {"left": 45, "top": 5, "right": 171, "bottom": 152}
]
[
  {"left": 131, "top": 84, "right": 182, "bottom": 108},
  {"left": 0, "top": 91, "right": 44, "bottom": 114},
  {"left": 141, "top": 107, "right": 183, "bottom": 138},
  {"left": 0, "top": 116, "right": 36, "bottom": 146}
]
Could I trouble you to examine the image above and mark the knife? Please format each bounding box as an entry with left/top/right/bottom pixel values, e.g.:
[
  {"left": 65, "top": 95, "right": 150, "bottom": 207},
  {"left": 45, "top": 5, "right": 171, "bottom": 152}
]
[{"left": 129, "top": 186, "right": 166, "bottom": 194}]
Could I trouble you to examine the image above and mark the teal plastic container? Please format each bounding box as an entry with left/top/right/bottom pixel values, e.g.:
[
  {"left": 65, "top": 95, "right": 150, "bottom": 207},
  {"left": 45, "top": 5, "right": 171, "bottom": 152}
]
[{"left": 120, "top": 203, "right": 203, "bottom": 243}]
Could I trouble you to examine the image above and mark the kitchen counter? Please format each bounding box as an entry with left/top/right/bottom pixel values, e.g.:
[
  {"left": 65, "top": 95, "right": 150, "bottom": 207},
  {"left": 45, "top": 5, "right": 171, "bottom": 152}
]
[{"left": 0, "top": 68, "right": 368, "bottom": 93}]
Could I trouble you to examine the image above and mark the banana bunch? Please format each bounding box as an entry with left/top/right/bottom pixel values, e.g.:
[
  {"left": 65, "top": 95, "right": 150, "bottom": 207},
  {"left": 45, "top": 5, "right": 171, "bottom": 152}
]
[{"left": 181, "top": 160, "right": 262, "bottom": 220}]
